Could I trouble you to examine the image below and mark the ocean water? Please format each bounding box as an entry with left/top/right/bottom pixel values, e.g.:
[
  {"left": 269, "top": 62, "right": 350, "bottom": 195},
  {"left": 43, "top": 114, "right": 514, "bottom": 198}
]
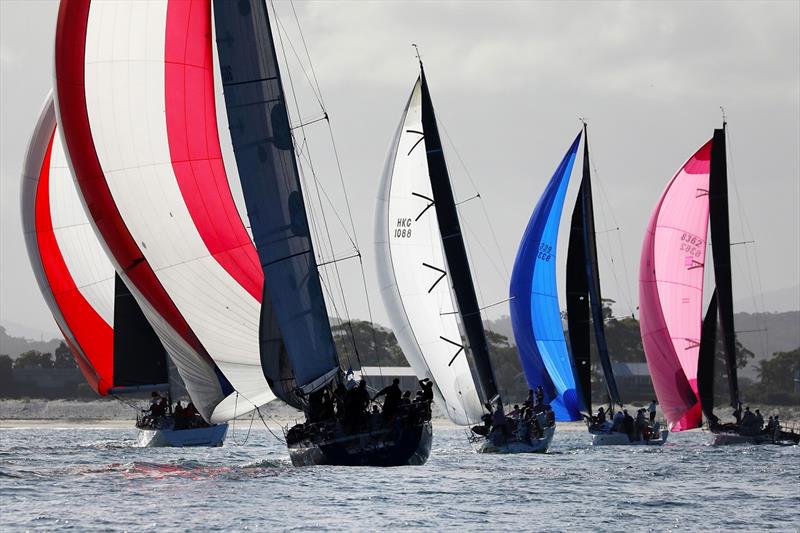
[{"left": 0, "top": 424, "right": 798, "bottom": 532}]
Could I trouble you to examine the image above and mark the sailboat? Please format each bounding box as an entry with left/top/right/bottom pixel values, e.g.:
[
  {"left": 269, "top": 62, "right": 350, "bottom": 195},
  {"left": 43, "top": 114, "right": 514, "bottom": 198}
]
[
  {"left": 639, "top": 121, "right": 799, "bottom": 446},
  {"left": 510, "top": 125, "right": 666, "bottom": 447},
  {"left": 564, "top": 124, "right": 667, "bottom": 446},
  {"left": 52, "top": 0, "right": 281, "bottom": 440},
  {"left": 376, "top": 58, "right": 555, "bottom": 454},
  {"left": 213, "top": 1, "right": 432, "bottom": 466},
  {"left": 21, "top": 93, "right": 227, "bottom": 447}
]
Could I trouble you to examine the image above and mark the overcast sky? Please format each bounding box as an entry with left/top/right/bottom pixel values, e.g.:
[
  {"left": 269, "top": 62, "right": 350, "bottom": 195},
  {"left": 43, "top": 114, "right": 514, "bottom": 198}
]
[{"left": 1, "top": 0, "right": 798, "bottom": 338}]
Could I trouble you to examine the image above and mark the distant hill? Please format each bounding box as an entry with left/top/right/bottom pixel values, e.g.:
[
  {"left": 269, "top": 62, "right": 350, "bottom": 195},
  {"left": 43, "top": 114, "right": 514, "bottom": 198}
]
[
  {"left": 734, "top": 311, "right": 800, "bottom": 379},
  {"left": 734, "top": 284, "right": 800, "bottom": 314},
  {"left": 0, "top": 325, "right": 61, "bottom": 359}
]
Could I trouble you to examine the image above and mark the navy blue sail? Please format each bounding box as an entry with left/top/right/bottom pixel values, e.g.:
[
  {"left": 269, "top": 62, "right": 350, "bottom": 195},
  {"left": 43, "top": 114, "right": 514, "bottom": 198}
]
[
  {"left": 213, "top": 0, "right": 339, "bottom": 408},
  {"left": 510, "top": 133, "right": 583, "bottom": 421}
]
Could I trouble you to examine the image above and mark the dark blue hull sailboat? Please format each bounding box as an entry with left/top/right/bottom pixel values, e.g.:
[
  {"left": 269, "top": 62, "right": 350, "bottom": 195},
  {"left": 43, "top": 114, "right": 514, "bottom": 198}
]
[
  {"left": 287, "top": 420, "right": 433, "bottom": 467},
  {"left": 213, "top": 0, "right": 432, "bottom": 465}
]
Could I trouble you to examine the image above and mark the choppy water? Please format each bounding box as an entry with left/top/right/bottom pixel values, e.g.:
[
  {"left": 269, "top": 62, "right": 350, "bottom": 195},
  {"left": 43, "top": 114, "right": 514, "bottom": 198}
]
[{"left": 0, "top": 424, "right": 798, "bottom": 532}]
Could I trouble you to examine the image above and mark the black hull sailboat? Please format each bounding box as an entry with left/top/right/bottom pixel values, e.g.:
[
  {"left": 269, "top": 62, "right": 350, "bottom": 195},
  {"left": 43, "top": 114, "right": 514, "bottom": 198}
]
[
  {"left": 213, "top": 0, "right": 431, "bottom": 465},
  {"left": 287, "top": 419, "right": 433, "bottom": 467},
  {"left": 698, "top": 126, "right": 799, "bottom": 446}
]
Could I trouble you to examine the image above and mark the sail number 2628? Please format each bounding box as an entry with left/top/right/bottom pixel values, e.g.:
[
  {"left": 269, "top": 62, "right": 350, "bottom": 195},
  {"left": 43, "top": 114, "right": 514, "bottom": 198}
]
[{"left": 394, "top": 218, "right": 413, "bottom": 239}]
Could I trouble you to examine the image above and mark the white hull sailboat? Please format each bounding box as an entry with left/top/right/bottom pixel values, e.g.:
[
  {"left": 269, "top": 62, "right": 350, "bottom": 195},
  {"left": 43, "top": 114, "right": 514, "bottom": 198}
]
[
  {"left": 136, "top": 422, "right": 228, "bottom": 448},
  {"left": 478, "top": 426, "right": 555, "bottom": 454}
]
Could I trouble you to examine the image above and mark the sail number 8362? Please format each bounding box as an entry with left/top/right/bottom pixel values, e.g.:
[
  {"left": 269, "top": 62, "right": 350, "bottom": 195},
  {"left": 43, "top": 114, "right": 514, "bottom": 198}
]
[{"left": 679, "top": 232, "right": 703, "bottom": 258}]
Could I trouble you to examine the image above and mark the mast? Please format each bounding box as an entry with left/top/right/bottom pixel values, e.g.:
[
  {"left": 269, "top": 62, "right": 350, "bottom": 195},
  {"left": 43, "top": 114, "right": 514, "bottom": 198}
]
[
  {"left": 566, "top": 124, "right": 621, "bottom": 412},
  {"left": 418, "top": 64, "right": 499, "bottom": 404},
  {"left": 213, "top": 0, "right": 340, "bottom": 407},
  {"left": 708, "top": 125, "right": 740, "bottom": 408}
]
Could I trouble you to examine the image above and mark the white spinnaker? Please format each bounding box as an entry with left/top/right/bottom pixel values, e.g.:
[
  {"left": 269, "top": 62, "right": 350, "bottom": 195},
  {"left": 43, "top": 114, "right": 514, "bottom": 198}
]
[
  {"left": 77, "top": 0, "right": 273, "bottom": 422},
  {"left": 375, "top": 79, "right": 483, "bottom": 426}
]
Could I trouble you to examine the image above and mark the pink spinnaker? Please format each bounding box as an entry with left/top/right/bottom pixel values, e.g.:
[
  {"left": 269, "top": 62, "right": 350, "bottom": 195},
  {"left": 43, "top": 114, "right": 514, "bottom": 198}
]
[{"left": 639, "top": 140, "right": 712, "bottom": 431}]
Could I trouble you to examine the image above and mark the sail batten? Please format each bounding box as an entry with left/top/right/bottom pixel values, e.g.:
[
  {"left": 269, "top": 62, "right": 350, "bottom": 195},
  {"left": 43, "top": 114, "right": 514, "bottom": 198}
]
[{"left": 419, "top": 68, "right": 498, "bottom": 406}]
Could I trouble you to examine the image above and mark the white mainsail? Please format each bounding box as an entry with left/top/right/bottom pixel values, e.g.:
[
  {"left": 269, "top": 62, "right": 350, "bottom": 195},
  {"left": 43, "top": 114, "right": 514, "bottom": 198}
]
[{"left": 375, "top": 79, "right": 483, "bottom": 426}]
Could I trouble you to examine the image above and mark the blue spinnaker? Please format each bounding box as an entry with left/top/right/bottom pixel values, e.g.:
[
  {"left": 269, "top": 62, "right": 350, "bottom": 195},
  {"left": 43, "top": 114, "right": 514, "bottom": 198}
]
[{"left": 510, "top": 133, "right": 582, "bottom": 421}]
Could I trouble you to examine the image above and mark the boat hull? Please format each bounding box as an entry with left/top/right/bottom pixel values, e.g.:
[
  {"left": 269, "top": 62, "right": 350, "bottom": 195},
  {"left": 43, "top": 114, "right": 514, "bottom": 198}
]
[
  {"left": 287, "top": 421, "right": 433, "bottom": 467},
  {"left": 591, "top": 429, "right": 669, "bottom": 446},
  {"left": 477, "top": 425, "right": 555, "bottom": 454},
  {"left": 136, "top": 424, "right": 228, "bottom": 448}
]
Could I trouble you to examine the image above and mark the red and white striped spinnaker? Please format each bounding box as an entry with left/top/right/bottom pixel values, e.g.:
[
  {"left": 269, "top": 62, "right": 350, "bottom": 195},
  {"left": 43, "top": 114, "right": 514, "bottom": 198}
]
[
  {"left": 53, "top": 0, "right": 275, "bottom": 422},
  {"left": 21, "top": 93, "right": 170, "bottom": 396}
]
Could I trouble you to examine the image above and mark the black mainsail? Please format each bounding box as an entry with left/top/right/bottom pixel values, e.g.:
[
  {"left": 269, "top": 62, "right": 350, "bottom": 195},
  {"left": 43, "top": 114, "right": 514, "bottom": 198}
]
[
  {"left": 418, "top": 66, "right": 499, "bottom": 405},
  {"left": 213, "top": 0, "right": 338, "bottom": 410},
  {"left": 708, "top": 126, "right": 740, "bottom": 409},
  {"left": 565, "top": 124, "right": 620, "bottom": 413}
]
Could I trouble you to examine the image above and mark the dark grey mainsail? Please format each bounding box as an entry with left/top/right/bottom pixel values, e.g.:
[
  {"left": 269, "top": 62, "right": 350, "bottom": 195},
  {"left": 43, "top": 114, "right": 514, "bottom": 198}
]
[
  {"left": 213, "top": 0, "right": 338, "bottom": 408},
  {"left": 566, "top": 124, "right": 620, "bottom": 413},
  {"left": 708, "top": 126, "right": 740, "bottom": 409}
]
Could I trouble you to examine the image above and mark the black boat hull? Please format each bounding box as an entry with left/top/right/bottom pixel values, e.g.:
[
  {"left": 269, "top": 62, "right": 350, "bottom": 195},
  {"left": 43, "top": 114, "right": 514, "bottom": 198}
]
[{"left": 287, "top": 420, "right": 433, "bottom": 467}]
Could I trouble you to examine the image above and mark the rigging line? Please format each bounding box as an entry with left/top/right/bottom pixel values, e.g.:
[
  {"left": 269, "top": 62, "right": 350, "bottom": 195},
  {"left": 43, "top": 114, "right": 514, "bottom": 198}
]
[
  {"left": 295, "top": 145, "right": 357, "bottom": 249},
  {"left": 318, "top": 268, "right": 355, "bottom": 369},
  {"left": 273, "top": 3, "right": 358, "bottom": 364},
  {"left": 254, "top": 405, "right": 287, "bottom": 445},
  {"left": 725, "top": 124, "right": 769, "bottom": 357},
  {"left": 438, "top": 120, "right": 510, "bottom": 279},
  {"left": 440, "top": 296, "right": 515, "bottom": 316},
  {"left": 289, "top": 0, "right": 326, "bottom": 108},
  {"left": 270, "top": 2, "right": 324, "bottom": 110},
  {"left": 291, "top": 113, "right": 328, "bottom": 131},
  {"left": 462, "top": 216, "right": 508, "bottom": 288},
  {"left": 282, "top": 1, "right": 380, "bottom": 374},
  {"left": 588, "top": 151, "right": 636, "bottom": 316},
  {"left": 455, "top": 193, "right": 480, "bottom": 206}
]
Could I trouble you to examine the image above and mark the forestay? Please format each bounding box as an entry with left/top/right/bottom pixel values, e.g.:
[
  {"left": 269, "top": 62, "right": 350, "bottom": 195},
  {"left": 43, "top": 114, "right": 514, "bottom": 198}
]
[
  {"left": 53, "top": 0, "right": 275, "bottom": 422},
  {"left": 375, "top": 78, "right": 484, "bottom": 426},
  {"left": 639, "top": 140, "right": 712, "bottom": 431},
  {"left": 510, "top": 133, "right": 583, "bottom": 421}
]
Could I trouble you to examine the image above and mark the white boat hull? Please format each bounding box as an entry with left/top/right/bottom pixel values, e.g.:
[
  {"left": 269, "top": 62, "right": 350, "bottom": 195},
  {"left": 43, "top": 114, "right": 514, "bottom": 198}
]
[
  {"left": 592, "top": 429, "right": 669, "bottom": 446},
  {"left": 478, "top": 426, "right": 555, "bottom": 454},
  {"left": 136, "top": 424, "right": 228, "bottom": 448}
]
